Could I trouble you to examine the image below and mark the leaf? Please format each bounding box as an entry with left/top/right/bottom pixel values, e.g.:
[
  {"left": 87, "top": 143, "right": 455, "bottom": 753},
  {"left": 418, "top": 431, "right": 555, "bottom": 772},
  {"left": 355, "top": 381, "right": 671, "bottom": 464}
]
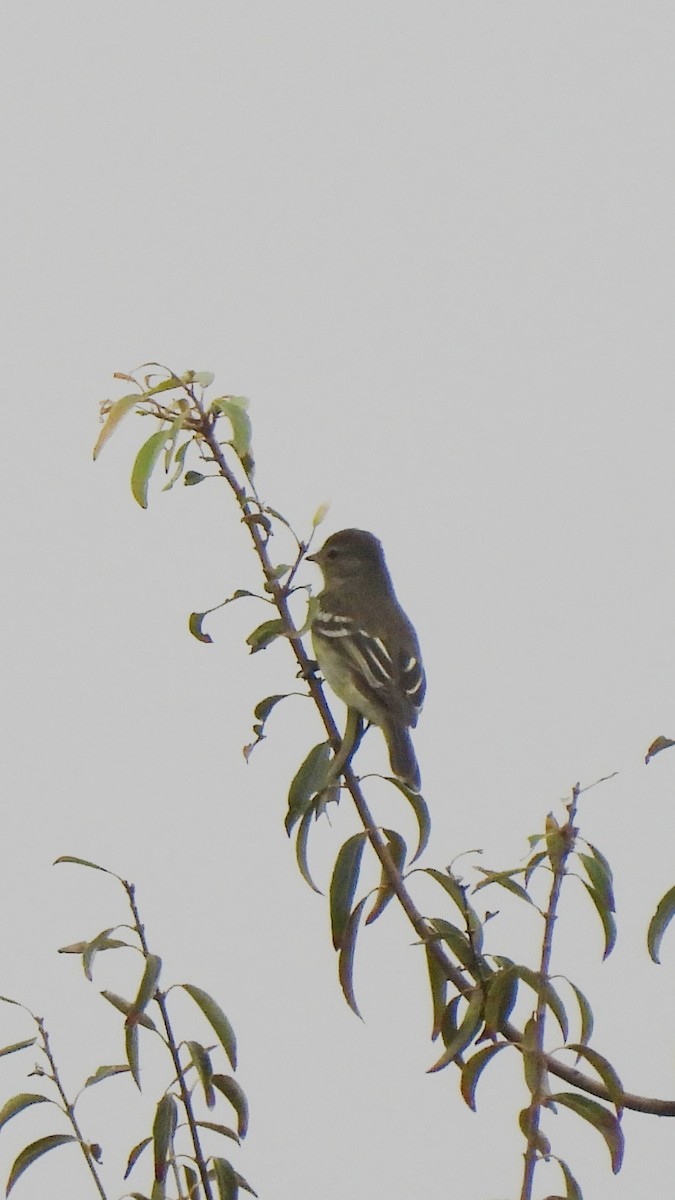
[
  {"left": 245, "top": 618, "right": 286, "bottom": 653},
  {"left": 184, "top": 1165, "right": 200, "bottom": 1200},
  {"left": 509, "top": 965, "right": 569, "bottom": 1042},
  {"left": 330, "top": 834, "right": 367, "bottom": 950},
  {"left": 365, "top": 829, "right": 407, "bottom": 925},
  {"left": 124, "top": 1136, "right": 152, "bottom": 1179},
  {"left": 483, "top": 965, "right": 518, "bottom": 1035},
  {"left": 338, "top": 897, "right": 368, "bottom": 1018},
  {"left": 312, "top": 502, "right": 331, "bottom": 527},
  {"left": 82, "top": 929, "right": 130, "bottom": 981},
  {"left": 460, "top": 1043, "right": 510, "bottom": 1111},
  {"left": 162, "top": 439, "right": 192, "bottom": 491},
  {"left": 474, "top": 868, "right": 533, "bottom": 905},
  {"left": 549, "top": 1092, "right": 624, "bottom": 1173},
  {"left": 578, "top": 852, "right": 615, "bottom": 913},
  {"left": 131, "top": 428, "right": 171, "bottom": 509},
  {"left": 429, "top": 919, "right": 476, "bottom": 971},
  {"left": 187, "top": 1041, "right": 215, "bottom": 1108},
  {"left": 153, "top": 1094, "right": 178, "bottom": 1185},
  {"left": 134, "top": 954, "right": 162, "bottom": 1014},
  {"left": 583, "top": 882, "right": 617, "bottom": 959},
  {"left": 0, "top": 1094, "right": 49, "bottom": 1133},
  {"left": 83, "top": 1064, "right": 130, "bottom": 1089},
  {"left": 384, "top": 778, "right": 430, "bottom": 862},
  {"left": 428, "top": 988, "right": 484, "bottom": 1073},
  {"left": 212, "top": 1074, "right": 249, "bottom": 1139},
  {"left": 6, "top": 1134, "right": 79, "bottom": 1195},
  {"left": 425, "top": 946, "right": 447, "bottom": 1040},
  {"left": 295, "top": 804, "right": 323, "bottom": 894},
  {"left": 195, "top": 1120, "right": 239, "bottom": 1142},
  {"left": 93, "top": 393, "right": 139, "bottom": 460},
  {"left": 184, "top": 470, "right": 205, "bottom": 486},
  {"left": 212, "top": 397, "right": 254, "bottom": 474},
  {"left": 285, "top": 742, "right": 332, "bottom": 835},
  {"left": 181, "top": 985, "right": 237, "bottom": 1070},
  {"left": 645, "top": 734, "right": 675, "bottom": 763},
  {"left": 647, "top": 884, "right": 675, "bottom": 963},
  {"left": 565, "top": 1044, "right": 624, "bottom": 1112},
  {"left": 188, "top": 611, "right": 213, "bottom": 645},
  {"left": 424, "top": 869, "right": 483, "bottom": 951},
  {"left": 567, "top": 979, "right": 594, "bottom": 1045},
  {"left": 191, "top": 370, "right": 215, "bottom": 388},
  {"left": 126, "top": 1022, "right": 141, "bottom": 1089},
  {"left": 212, "top": 1156, "right": 239, "bottom": 1200},
  {"left": 100, "top": 991, "right": 156, "bottom": 1030},
  {"left": 54, "top": 855, "right": 116, "bottom": 875},
  {"left": 554, "top": 1155, "right": 583, "bottom": 1200},
  {"left": 0, "top": 1039, "right": 36, "bottom": 1059},
  {"left": 245, "top": 694, "right": 291, "bottom": 760}
]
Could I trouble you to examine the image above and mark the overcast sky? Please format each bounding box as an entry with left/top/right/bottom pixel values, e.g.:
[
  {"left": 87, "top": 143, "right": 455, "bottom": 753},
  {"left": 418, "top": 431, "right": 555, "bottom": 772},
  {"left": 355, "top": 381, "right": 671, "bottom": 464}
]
[{"left": 3, "top": 3, "right": 675, "bottom": 1197}]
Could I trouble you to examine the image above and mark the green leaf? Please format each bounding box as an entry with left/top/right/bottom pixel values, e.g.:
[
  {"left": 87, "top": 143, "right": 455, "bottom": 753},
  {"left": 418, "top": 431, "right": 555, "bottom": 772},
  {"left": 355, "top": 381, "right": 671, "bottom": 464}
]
[
  {"left": 162, "top": 439, "right": 192, "bottom": 491},
  {"left": 124, "top": 1136, "right": 152, "bottom": 1179},
  {"left": 429, "top": 919, "right": 476, "bottom": 970},
  {"left": 365, "top": 829, "right": 406, "bottom": 925},
  {"left": 6, "top": 1134, "right": 79, "bottom": 1195},
  {"left": 474, "top": 867, "right": 533, "bottom": 905},
  {"left": 549, "top": 1092, "right": 624, "bottom": 1173},
  {"left": 131, "top": 428, "right": 172, "bottom": 509},
  {"left": 460, "top": 1043, "right": 510, "bottom": 1111},
  {"left": 509, "top": 965, "right": 569, "bottom": 1042},
  {"left": 83, "top": 1064, "right": 130, "bottom": 1088},
  {"left": 182, "top": 984, "right": 237, "bottom": 1070},
  {"left": 212, "top": 1156, "right": 239, "bottom": 1200},
  {"left": 195, "top": 1120, "right": 239, "bottom": 1142},
  {"left": 338, "top": 897, "right": 367, "bottom": 1018},
  {"left": 93, "top": 393, "right": 139, "bottom": 460},
  {"left": 425, "top": 947, "right": 447, "bottom": 1040},
  {"left": 565, "top": 1044, "right": 624, "bottom": 1111},
  {"left": 126, "top": 1022, "right": 141, "bottom": 1089},
  {"left": 567, "top": 979, "right": 594, "bottom": 1045},
  {"left": 187, "top": 1041, "right": 215, "bottom": 1108},
  {"left": 647, "top": 884, "right": 675, "bottom": 963},
  {"left": 0, "top": 1038, "right": 36, "bottom": 1059},
  {"left": 578, "top": 852, "right": 615, "bottom": 913},
  {"left": 553, "top": 1156, "right": 583, "bottom": 1200},
  {"left": 100, "top": 991, "right": 156, "bottom": 1030},
  {"left": 384, "top": 778, "right": 430, "bottom": 862},
  {"left": 212, "top": 396, "right": 252, "bottom": 460},
  {"left": 428, "top": 988, "right": 484, "bottom": 1073},
  {"left": 424, "top": 869, "right": 483, "bottom": 951},
  {"left": 0, "top": 1094, "right": 49, "bottom": 1133},
  {"left": 583, "top": 881, "right": 617, "bottom": 959},
  {"left": 295, "top": 804, "right": 323, "bottom": 894},
  {"left": 184, "top": 1165, "right": 200, "bottom": 1200},
  {"left": 245, "top": 618, "right": 286, "bottom": 653},
  {"left": 330, "top": 834, "right": 367, "bottom": 950},
  {"left": 212, "top": 1074, "right": 249, "bottom": 1139},
  {"left": 184, "top": 470, "right": 205, "bottom": 486},
  {"left": 134, "top": 954, "right": 162, "bottom": 1013},
  {"left": 285, "top": 742, "right": 332, "bottom": 835},
  {"left": 188, "top": 611, "right": 213, "bottom": 644},
  {"left": 483, "top": 965, "right": 518, "bottom": 1035},
  {"left": 83, "top": 929, "right": 129, "bottom": 981},
  {"left": 54, "top": 855, "right": 116, "bottom": 875},
  {"left": 153, "top": 1093, "right": 178, "bottom": 1185}
]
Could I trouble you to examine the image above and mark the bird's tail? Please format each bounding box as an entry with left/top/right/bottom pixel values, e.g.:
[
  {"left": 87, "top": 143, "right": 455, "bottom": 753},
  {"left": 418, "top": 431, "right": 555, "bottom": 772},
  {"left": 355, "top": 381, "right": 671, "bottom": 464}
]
[{"left": 384, "top": 722, "right": 421, "bottom": 792}]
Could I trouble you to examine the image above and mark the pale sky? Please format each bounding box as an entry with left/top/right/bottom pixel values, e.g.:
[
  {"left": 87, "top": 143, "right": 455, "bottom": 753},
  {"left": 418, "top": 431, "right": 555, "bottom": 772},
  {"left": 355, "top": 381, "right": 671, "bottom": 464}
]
[{"left": 2, "top": 4, "right": 675, "bottom": 1197}]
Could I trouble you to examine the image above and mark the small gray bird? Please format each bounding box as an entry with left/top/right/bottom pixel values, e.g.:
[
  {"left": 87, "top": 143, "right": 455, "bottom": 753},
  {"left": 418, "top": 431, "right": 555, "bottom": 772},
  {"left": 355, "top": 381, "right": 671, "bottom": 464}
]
[{"left": 308, "top": 528, "right": 425, "bottom": 791}]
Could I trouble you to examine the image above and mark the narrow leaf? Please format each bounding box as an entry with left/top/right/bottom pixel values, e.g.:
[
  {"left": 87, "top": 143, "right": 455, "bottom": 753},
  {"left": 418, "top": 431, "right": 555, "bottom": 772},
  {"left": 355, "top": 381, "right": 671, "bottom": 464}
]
[
  {"left": 295, "top": 804, "right": 323, "bottom": 894},
  {"left": 429, "top": 919, "right": 476, "bottom": 971},
  {"left": 131, "top": 428, "right": 171, "bottom": 509},
  {"left": 153, "top": 1094, "right": 178, "bottom": 1184},
  {"left": 134, "top": 954, "right": 162, "bottom": 1013},
  {"left": 460, "top": 1043, "right": 510, "bottom": 1111},
  {"left": 6, "top": 1134, "right": 79, "bottom": 1195},
  {"left": 182, "top": 985, "right": 237, "bottom": 1070},
  {"left": 212, "top": 1156, "right": 239, "bottom": 1200},
  {"left": 338, "top": 897, "right": 368, "bottom": 1018},
  {"left": 567, "top": 979, "right": 594, "bottom": 1046},
  {"left": 83, "top": 929, "right": 129, "bottom": 981},
  {"left": 83, "top": 1064, "right": 130, "bottom": 1089},
  {"left": 187, "top": 1041, "right": 215, "bottom": 1108},
  {"left": 245, "top": 618, "right": 286, "bottom": 653},
  {"left": 565, "top": 1044, "right": 624, "bottom": 1111},
  {"left": 0, "top": 1094, "right": 49, "bottom": 1133},
  {"left": 93, "top": 393, "right": 139, "bottom": 460},
  {"left": 425, "top": 945, "right": 447, "bottom": 1040},
  {"left": 124, "top": 1136, "right": 152, "bottom": 1179},
  {"left": 212, "top": 1074, "right": 249, "bottom": 1139},
  {"left": 428, "top": 988, "right": 484, "bottom": 1073},
  {"left": 554, "top": 1156, "right": 583, "bottom": 1200},
  {"left": 645, "top": 734, "right": 675, "bottom": 763},
  {"left": 583, "top": 882, "right": 617, "bottom": 959},
  {"left": 365, "top": 829, "right": 406, "bottom": 925},
  {"left": 578, "top": 853, "right": 615, "bottom": 913},
  {"left": 330, "top": 834, "right": 367, "bottom": 950},
  {"left": 384, "top": 778, "right": 430, "bottom": 862},
  {"left": 100, "top": 991, "right": 156, "bottom": 1030},
  {"left": 549, "top": 1092, "right": 624, "bottom": 1173},
  {"left": 195, "top": 1120, "right": 239, "bottom": 1142},
  {"left": 285, "top": 742, "right": 332, "bottom": 835},
  {"left": 126, "top": 1023, "right": 141, "bottom": 1089},
  {"left": 54, "top": 855, "right": 116, "bottom": 875},
  {"left": 0, "top": 1039, "right": 36, "bottom": 1059},
  {"left": 647, "top": 884, "right": 675, "bottom": 963},
  {"left": 483, "top": 965, "right": 518, "bottom": 1035},
  {"left": 424, "top": 870, "right": 483, "bottom": 951},
  {"left": 474, "top": 868, "right": 533, "bottom": 905}
]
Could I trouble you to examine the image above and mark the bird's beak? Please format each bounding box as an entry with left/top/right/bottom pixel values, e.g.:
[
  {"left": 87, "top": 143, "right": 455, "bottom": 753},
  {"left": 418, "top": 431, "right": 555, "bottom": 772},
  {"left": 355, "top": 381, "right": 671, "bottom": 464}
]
[{"left": 306, "top": 550, "right": 319, "bottom": 564}]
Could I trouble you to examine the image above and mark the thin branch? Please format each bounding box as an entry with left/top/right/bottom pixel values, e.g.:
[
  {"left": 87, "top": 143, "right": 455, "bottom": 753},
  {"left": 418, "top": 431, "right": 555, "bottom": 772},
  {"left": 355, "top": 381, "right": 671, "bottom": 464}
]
[{"left": 37, "top": 1019, "right": 108, "bottom": 1200}]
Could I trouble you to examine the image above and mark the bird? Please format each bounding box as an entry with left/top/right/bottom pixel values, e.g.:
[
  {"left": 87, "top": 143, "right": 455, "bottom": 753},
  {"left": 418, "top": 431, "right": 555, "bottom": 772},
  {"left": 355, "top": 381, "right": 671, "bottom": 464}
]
[{"left": 308, "top": 528, "right": 425, "bottom": 791}]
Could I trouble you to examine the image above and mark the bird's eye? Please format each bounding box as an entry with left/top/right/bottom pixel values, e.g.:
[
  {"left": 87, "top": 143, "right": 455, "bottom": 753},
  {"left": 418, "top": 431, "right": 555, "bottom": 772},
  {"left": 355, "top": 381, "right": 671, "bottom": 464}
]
[{"left": 326, "top": 547, "right": 339, "bottom": 560}]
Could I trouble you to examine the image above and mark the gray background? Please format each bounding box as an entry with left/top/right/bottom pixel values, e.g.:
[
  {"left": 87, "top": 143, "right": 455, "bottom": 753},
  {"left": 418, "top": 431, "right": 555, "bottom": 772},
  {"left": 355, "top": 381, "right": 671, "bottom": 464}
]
[{"left": 2, "top": 4, "right": 675, "bottom": 1197}]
